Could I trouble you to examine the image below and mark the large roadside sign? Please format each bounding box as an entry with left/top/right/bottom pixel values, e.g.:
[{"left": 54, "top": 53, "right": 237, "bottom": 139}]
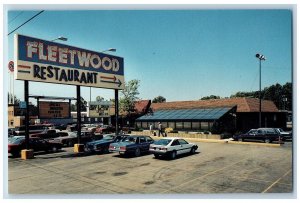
[
  {"left": 39, "top": 101, "right": 70, "bottom": 118},
  {"left": 14, "top": 34, "right": 125, "bottom": 89}
]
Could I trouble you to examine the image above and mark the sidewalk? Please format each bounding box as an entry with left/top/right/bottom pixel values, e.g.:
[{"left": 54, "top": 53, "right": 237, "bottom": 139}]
[{"left": 149, "top": 135, "right": 282, "bottom": 147}]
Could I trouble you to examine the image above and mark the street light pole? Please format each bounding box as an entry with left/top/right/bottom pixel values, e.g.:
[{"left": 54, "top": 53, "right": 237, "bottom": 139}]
[
  {"left": 255, "top": 53, "right": 266, "bottom": 128},
  {"left": 89, "top": 48, "right": 117, "bottom": 124}
]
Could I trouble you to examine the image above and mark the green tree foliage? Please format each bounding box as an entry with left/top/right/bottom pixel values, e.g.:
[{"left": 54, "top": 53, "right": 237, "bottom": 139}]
[
  {"left": 152, "top": 96, "right": 166, "bottom": 103},
  {"left": 71, "top": 96, "right": 87, "bottom": 111},
  {"left": 200, "top": 95, "right": 220, "bottom": 100},
  {"left": 7, "top": 93, "right": 20, "bottom": 105},
  {"left": 96, "top": 96, "right": 104, "bottom": 102},
  {"left": 230, "top": 82, "right": 292, "bottom": 110},
  {"left": 119, "top": 79, "right": 140, "bottom": 115}
]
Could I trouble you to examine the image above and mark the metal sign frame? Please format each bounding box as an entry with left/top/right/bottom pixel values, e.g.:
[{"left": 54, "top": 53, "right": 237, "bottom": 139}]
[{"left": 14, "top": 34, "right": 125, "bottom": 89}]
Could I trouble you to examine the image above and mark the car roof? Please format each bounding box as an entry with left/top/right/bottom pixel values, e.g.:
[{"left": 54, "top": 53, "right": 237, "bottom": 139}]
[{"left": 158, "top": 137, "right": 182, "bottom": 140}]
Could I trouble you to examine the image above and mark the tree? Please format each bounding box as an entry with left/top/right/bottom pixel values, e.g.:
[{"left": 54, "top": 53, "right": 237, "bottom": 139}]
[
  {"left": 152, "top": 96, "right": 166, "bottom": 103},
  {"left": 229, "top": 82, "right": 292, "bottom": 111},
  {"left": 119, "top": 79, "right": 140, "bottom": 115},
  {"left": 200, "top": 95, "right": 221, "bottom": 100},
  {"left": 71, "top": 97, "right": 87, "bottom": 111},
  {"left": 7, "top": 93, "right": 20, "bottom": 105},
  {"left": 96, "top": 96, "right": 104, "bottom": 102}
]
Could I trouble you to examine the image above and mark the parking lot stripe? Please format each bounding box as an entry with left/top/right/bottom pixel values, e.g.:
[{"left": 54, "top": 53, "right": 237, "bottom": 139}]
[
  {"left": 230, "top": 176, "right": 293, "bottom": 187},
  {"left": 261, "top": 169, "right": 292, "bottom": 193},
  {"left": 161, "top": 157, "right": 249, "bottom": 193}
]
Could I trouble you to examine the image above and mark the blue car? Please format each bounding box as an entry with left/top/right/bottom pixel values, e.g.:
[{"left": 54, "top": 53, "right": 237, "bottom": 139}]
[
  {"left": 85, "top": 134, "right": 129, "bottom": 153},
  {"left": 109, "top": 135, "right": 154, "bottom": 157}
]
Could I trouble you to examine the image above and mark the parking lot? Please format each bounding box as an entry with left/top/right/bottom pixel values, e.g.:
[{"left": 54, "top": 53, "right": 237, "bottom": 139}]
[{"left": 7, "top": 140, "right": 293, "bottom": 196}]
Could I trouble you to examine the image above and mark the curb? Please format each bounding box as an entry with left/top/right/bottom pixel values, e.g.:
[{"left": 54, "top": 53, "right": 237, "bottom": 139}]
[{"left": 150, "top": 136, "right": 282, "bottom": 147}]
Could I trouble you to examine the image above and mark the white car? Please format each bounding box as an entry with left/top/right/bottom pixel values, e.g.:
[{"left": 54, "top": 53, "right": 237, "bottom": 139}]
[{"left": 149, "top": 137, "right": 198, "bottom": 159}]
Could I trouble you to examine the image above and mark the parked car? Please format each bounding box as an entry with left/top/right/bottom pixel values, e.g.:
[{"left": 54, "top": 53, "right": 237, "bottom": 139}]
[
  {"left": 85, "top": 134, "right": 129, "bottom": 153},
  {"left": 13, "top": 124, "right": 49, "bottom": 136},
  {"left": 233, "top": 128, "right": 280, "bottom": 143},
  {"left": 149, "top": 137, "right": 198, "bottom": 159},
  {"left": 53, "top": 124, "right": 67, "bottom": 131},
  {"left": 274, "top": 128, "right": 292, "bottom": 140},
  {"left": 95, "top": 125, "right": 115, "bottom": 134},
  {"left": 52, "top": 131, "right": 102, "bottom": 147},
  {"left": 30, "top": 129, "right": 59, "bottom": 139},
  {"left": 109, "top": 135, "right": 154, "bottom": 157},
  {"left": 8, "top": 136, "right": 62, "bottom": 157},
  {"left": 8, "top": 128, "right": 17, "bottom": 137}
]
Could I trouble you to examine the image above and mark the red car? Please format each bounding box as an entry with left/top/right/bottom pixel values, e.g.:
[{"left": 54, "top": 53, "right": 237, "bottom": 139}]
[
  {"left": 8, "top": 136, "right": 62, "bottom": 157},
  {"left": 95, "top": 125, "right": 115, "bottom": 134}
]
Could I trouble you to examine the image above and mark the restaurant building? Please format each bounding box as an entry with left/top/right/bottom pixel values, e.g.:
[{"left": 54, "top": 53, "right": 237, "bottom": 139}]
[{"left": 136, "top": 98, "right": 286, "bottom": 133}]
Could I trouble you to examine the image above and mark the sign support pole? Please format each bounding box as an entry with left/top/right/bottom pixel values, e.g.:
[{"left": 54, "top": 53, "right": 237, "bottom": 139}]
[
  {"left": 21, "top": 80, "right": 34, "bottom": 159},
  {"left": 24, "top": 80, "right": 29, "bottom": 149},
  {"left": 115, "top": 89, "right": 119, "bottom": 135},
  {"left": 74, "top": 85, "right": 84, "bottom": 152},
  {"left": 76, "top": 85, "right": 81, "bottom": 144}
]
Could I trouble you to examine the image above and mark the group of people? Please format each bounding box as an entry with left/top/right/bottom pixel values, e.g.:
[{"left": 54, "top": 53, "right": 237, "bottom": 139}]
[{"left": 149, "top": 122, "right": 167, "bottom": 137}]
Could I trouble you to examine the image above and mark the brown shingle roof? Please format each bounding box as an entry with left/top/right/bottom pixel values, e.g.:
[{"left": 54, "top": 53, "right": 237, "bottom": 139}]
[
  {"left": 134, "top": 100, "right": 151, "bottom": 114},
  {"left": 151, "top": 98, "right": 278, "bottom": 113}
]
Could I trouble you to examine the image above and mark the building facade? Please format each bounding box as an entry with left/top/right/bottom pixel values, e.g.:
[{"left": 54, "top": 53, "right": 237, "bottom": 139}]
[{"left": 136, "top": 98, "right": 287, "bottom": 133}]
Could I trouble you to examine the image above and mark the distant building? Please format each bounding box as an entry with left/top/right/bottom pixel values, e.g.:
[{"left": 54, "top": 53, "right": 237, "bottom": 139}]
[{"left": 136, "top": 98, "right": 286, "bottom": 133}]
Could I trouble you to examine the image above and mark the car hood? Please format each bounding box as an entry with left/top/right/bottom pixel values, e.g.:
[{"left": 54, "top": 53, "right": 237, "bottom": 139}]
[
  {"left": 110, "top": 141, "right": 135, "bottom": 147},
  {"left": 86, "top": 139, "right": 112, "bottom": 146}
]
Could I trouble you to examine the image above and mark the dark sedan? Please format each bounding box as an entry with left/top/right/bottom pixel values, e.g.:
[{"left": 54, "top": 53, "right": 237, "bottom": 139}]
[
  {"left": 233, "top": 128, "right": 280, "bottom": 143},
  {"left": 109, "top": 135, "right": 154, "bottom": 157},
  {"left": 52, "top": 131, "right": 103, "bottom": 147},
  {"left": 8, "top": 136, "right": 62, "bottom": 157},
  {"left": 85, "top": 134, "right": 129, "bottom": 153}
]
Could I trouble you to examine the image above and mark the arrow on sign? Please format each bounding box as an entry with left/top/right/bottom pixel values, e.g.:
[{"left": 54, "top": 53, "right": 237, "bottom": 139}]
[
  {"left": 100, "top": 78, "right": 122, "bottom": 87},
  {"left": 100, "top": 75, "right": 116, "bottom": 81}
]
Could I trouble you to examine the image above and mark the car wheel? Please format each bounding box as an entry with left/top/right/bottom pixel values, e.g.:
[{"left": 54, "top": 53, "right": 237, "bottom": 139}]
[
  {"left": 170, "top": 151, "right": 177, "bottom": 160},
  {"left": 68, "top": 141, "right": 74, "bottom": 147},
  {"left": 265, "top": 138, "right": 271, "bottom": 143},
  {"left": 134, "top": 148, "right": 141, "bottom": 157},
  {"left": 103, "top": 147, "right": 109, "bottom": 154},
  {"left": 52, "top": 146, "right": 58, "bottom": 152},
  {"left": 238, "top": 138, "right": 243, "bottom": 142},
  {"left": 154, "top": 154, "right": 160, "bottom": 159},
  {"left": 190, "top": 147, "right": 196, "bottom": 154},
  {"left": 11, "top": 151, "right": 20, "bottom": 157}
]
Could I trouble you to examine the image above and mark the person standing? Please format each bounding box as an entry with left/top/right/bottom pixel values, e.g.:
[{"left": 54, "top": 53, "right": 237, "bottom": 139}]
[
  {"left": 149, "top": 123, "right": 153, "bottom": 135},
  {"left": 158, "top": 122, "right": 163, "bottom": 137}
]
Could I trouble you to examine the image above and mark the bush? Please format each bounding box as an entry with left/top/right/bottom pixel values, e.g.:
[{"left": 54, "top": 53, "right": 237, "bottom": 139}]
[{"left": 165, "top": 127, "right": 173, "bottom": 133}]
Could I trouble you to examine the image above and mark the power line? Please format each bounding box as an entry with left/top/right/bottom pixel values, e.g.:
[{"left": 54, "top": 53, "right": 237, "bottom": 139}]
[
  {"left": 7, "top": 10, "right": 44, "bottom": 36},
  {"left": 8, "top": 11, "right": 24, "bottom": 24}
]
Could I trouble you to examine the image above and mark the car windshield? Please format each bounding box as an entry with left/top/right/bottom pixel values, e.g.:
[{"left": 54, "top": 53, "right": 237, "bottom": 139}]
[
  {"left": 103, "top": 135, "right": 114, "bottom": 140},
  {"left": 277, "top": 128, "right": 283, "bottom": 132},
  {"left": 69, "top": 132, "right": 77, "bottom": 137},
  {"left": 123, "top": 136, "right": 137, "bottom": 143},
  {"left": 154, "top": 139, "right": 172, "bottom": 146},
  {"left": 248, "top": 130, "right": 257, "bottom": 134},
  {"left": 8, "top": 137, "right": 25, "bottom": 144}
]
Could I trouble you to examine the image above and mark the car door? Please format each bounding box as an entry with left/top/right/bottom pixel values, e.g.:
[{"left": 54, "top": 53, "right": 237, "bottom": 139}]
[
  {"left": 171, "top": 139, "right": 182, "bottom": 154},
  {"left": 139, "top": 136, "right": 148, "bottom": 152},
  {"left": 178, "top": 139, "right": 190, "bottom": 154},
  {"left": 256, "top": 129, "right": 265, "bottom": 141}
]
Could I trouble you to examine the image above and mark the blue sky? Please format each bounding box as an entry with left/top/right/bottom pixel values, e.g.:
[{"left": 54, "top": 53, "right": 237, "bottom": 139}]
[{"left": 6, "top": 9, "right": 292, "bottom": 103}]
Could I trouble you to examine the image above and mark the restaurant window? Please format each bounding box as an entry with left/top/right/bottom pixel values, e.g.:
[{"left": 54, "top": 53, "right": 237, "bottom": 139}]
[
  {"left": 168, "top": 122, "right": 175, "bottom": 129},
  {"left": 201, "top": 122, "right": 209, "bottom": 130},
  {"left": 136, "top": 122, "right": 141, "bottom": 128},
  {"left": 142, "top": 122, "right": 148, "bottom": 129},
  {"left": 161, "top": 122, "right": 168, "bottom": 128},
  {"left": 176, "top": 122, "right": 183, "bottom": 129},
  {"left": 208, "top": 122, "right": 214, "bottom": 130},
  {"left": 183, "top": 122, "right": 191, "bottom": 129},
  {"left": 192, "top": 122, "right": 200, "bottom": 130}
]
